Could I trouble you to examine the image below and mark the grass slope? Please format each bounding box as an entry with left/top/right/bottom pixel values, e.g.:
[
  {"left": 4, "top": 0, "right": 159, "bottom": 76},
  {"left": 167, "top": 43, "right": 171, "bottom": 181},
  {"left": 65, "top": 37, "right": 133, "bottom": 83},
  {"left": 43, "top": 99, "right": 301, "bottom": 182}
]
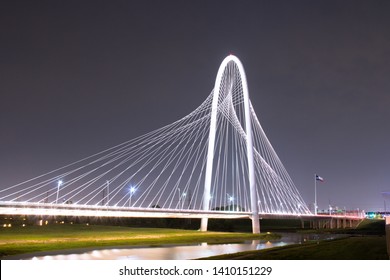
[
  {"left": 202, "top": 219, "right": 388, "bottom": 260},
  {"left": 202, "top": 236, "right": 387, "bottom": 260},
  {"left": 0, "top": 224, "right": 276, "bottom": 257}
]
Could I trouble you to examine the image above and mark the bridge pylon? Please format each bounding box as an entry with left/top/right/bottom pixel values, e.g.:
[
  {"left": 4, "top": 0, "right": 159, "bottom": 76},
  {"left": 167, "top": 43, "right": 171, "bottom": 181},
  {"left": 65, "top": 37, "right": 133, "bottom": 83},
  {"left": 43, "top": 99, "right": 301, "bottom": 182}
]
[{"left": 201, "top": 55, "right": 260, "bottom": 234}]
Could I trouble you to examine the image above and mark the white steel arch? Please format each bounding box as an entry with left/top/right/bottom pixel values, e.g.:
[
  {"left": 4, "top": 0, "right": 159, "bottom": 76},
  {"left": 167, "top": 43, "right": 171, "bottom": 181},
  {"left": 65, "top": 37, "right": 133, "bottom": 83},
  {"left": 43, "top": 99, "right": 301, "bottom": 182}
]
[{"left": 200, "top": 55, "right": 260, "bottom": 233}]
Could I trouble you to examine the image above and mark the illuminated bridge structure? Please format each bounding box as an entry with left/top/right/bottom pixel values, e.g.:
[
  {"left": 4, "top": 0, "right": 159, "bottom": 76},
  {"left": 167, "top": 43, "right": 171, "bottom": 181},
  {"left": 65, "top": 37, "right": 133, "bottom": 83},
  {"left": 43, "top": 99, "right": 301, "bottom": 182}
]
[{"left": 0, "top": 55, "right": 363, "bottom": 233}]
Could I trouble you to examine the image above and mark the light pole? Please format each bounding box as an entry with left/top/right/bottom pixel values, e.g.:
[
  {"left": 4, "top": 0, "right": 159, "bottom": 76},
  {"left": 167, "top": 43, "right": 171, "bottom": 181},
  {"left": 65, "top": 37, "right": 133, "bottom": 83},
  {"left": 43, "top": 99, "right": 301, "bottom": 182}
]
[
  {"left": 177, "top": 188, "right": 181, "bottom": 209},
  {"left": 182, "top": 192, "right": 186, "bottom": 209},
  {"left": 129, "top": 186, "right": 136, "bottom": 207},
  {"left": 314, "top": 175, "right": 317, "bottom": 215},
  {"left": 106, "top": 180, "right": 110, "bottom": 206},
  {"left": 176, "top": 189, "right": 187, "bottom": 209},
  {"left": 56, "top": 180, "right": 63, "bottom": 204},
  {"left": 227, "top": 193, "right": 234, "bottom": 210},
  {"left": 209, "top": 195, "right": 213, "bottom": 210},
  {"left": 314, "top": 174, "right": 324, "bottom": 215}
]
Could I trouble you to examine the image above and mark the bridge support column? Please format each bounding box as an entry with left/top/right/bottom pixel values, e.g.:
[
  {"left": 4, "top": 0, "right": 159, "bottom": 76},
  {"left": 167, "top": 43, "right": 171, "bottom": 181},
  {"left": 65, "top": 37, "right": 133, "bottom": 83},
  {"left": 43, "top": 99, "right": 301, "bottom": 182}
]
[
  {"left": 200, "top": 217, "right": 208, "bottom": 232},
  {"left": 251, "top": 215, "right": 260, "bottom": 234},
  {"left": 251, "top": 214, "right": 260, "bottom": 234}
]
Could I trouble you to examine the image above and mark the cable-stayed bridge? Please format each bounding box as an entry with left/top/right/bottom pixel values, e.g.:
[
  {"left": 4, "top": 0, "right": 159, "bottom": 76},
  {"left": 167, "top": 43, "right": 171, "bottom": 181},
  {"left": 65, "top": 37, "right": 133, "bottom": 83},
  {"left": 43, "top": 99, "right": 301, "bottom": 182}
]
[{"left": 0, "top": 55, "right": 361, "bottom": 233}]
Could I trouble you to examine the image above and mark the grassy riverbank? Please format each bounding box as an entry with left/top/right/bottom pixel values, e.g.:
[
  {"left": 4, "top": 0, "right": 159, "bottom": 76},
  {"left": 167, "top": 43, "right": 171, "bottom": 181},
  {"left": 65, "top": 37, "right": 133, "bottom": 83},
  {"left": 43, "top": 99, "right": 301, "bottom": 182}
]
[
  {"left": 1, "top": 218, "right": 386, "bottom": 259},
  {"left": 0, "top": 224, "right": 277, "bottom": 258},
  {"left": 200, "top": 236, "right": 387, "bottom": 260},
  {"left": 201, "top": 219, "right": 388, "bottom": 260}
]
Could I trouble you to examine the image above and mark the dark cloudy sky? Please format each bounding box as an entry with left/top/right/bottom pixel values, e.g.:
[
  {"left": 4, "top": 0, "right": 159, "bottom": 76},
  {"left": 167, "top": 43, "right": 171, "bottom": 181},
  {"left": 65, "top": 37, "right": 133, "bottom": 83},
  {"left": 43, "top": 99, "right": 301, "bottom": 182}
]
[{"left": 1, "top": 0, "right": 389, "bottom": 212}]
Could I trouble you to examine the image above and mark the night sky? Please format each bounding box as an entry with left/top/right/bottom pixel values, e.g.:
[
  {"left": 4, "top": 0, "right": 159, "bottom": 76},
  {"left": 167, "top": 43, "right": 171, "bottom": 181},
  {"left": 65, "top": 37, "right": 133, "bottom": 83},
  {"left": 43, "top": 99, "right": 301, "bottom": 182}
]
[{"left": 1, "top": 0, "right": 390, "bottom": 212}]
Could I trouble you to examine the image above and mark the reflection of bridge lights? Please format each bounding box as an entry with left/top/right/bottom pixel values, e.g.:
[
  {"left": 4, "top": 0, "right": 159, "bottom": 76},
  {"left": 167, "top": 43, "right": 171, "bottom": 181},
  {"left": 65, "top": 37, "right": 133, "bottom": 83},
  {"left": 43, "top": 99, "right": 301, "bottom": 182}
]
[{"left": 92, "top": 250, "right": 102, "bottom": 258}]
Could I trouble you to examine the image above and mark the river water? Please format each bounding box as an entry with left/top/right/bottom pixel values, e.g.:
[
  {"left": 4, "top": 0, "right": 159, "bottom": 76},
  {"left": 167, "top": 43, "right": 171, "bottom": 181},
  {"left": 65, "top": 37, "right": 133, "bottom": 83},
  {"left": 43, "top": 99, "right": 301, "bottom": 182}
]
[{"left": 14, "top": 232, "right": 345, "bottom": 260}]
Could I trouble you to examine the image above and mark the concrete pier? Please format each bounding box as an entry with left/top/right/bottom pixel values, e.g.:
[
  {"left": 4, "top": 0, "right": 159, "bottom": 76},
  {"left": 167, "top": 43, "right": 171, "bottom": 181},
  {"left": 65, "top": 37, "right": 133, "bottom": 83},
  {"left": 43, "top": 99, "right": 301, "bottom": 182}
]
[{"left": 305, "top": 216, "right": 362, "bottom": 230}]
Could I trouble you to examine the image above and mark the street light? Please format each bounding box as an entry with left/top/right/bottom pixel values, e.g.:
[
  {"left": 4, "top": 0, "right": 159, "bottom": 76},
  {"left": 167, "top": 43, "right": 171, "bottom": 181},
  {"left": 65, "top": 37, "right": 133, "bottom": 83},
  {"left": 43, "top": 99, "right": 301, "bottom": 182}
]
[
  {"left": 182, "top": 192, "right": 186, "bottom": 209},
  {"left": 177, "top": 188, "right": 187, "bottom": 209},
  {"left": 177, "top": 188, "right": 181, "bottom": 209},
  {"left": 208, "top": 195, "right": 213, "bottom": 209},
  {"left": 56, "top": 180, "right": 63, "bottom": 204},
  {"left": 106, "top": 180, "right": 110, "bottom": 206},
  {"left": 227, "top": 193, "right": 234, "bottom": 210},
  {"left": 129, "top": 186, "right": 136, "bottom": 207}
]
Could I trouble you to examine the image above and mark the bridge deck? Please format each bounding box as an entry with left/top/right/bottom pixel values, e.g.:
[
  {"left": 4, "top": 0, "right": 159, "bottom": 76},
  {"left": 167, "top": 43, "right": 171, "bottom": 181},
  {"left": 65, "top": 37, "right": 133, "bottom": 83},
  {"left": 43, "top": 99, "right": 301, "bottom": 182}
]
[{"left": 0, "top": 201, "right": 362, "bottom": 220}]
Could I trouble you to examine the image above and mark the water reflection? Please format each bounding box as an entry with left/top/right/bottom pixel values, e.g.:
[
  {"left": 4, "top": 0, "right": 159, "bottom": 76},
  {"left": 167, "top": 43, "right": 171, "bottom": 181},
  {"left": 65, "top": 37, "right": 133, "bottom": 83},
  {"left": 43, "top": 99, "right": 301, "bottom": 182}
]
[{"left": 25, "top": 232, "right": 345, "bottom": 260}]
